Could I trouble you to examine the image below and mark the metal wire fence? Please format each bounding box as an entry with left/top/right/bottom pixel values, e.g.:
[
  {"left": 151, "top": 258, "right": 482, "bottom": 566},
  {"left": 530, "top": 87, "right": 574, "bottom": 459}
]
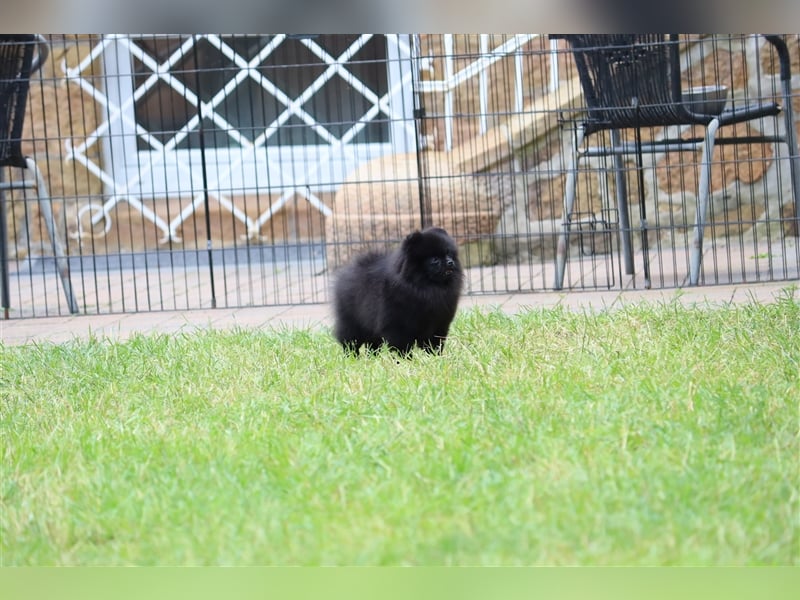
[{"left": 1, "top": 34, "right": 798, "bottom": 319}]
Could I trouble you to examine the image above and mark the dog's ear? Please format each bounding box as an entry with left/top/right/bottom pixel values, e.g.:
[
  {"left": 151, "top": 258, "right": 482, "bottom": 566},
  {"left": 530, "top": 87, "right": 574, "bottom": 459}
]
[{"left": 402, "top": 230, "right": 423, "bottom": 249}]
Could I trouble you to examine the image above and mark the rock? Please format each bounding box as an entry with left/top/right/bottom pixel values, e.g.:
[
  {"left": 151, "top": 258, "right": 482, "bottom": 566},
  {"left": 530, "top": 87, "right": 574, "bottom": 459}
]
[{"left": 325, "top": 151, "right": 510, "bottom": 268}]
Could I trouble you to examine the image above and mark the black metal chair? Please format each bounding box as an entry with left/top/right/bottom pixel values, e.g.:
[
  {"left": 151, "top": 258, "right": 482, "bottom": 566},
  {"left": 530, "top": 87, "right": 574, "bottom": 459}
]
[
  {"left": 553, "top": 34, "right": 800, "bottom": 289},
  {"left": 0, "top": 34, "right": 78, "bottom": 317}
]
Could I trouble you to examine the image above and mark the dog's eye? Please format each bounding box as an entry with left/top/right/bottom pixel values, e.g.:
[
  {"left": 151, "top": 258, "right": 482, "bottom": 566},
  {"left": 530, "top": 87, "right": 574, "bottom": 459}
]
[{"left": 428, "top": 257, "right": 441, "bottom": 267}]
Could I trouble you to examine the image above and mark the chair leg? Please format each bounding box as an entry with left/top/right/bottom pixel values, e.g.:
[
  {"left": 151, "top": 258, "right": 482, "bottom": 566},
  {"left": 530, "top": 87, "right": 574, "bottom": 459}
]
[
  {"left": 610, "top": 129, "right": 635, "bottom": 275},
  {"left": 26, "top": 158, "right": 79, "bottom": 314},
  {"left": 554, "top": 125, "right": 585, "bottom": 290},
  {"left": 779, "top": 77, "right": 800, "bottom": 230},
  {"left": 689, "top": 118, "right": 720, "bottom": 286},
  {"left": 0, "top": 173, "right": 9, "bottom": 320},
  {"left": 633, "top": 125, "right": 651, "bottom": 289}
]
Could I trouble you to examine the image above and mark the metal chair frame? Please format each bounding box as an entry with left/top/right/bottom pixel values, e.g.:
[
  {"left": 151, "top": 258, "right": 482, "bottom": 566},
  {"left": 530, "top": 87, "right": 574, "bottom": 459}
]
[
  {"left": 0, "top": 34, "right": 78, "bottom": 317},
  {"left": 553, "top": 34, "right": 800, "bottom": 290}
]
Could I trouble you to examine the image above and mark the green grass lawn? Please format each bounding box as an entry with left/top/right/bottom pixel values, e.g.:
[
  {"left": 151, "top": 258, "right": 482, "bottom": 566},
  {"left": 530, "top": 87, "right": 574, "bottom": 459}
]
[{"left": 2, "top": 294, "right": 798, "bottom": 565}]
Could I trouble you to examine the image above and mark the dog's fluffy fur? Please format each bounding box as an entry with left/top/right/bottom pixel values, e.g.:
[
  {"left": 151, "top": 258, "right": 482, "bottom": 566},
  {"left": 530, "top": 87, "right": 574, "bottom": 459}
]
[{"left": 333, "top": 227, "right": 463, "bottom": 355}]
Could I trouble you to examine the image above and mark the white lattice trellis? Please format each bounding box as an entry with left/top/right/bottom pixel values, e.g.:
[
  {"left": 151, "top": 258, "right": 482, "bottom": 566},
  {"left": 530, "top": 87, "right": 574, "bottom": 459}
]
[{"left": 63, "top": 34, "right": 417, "bottom": 242}]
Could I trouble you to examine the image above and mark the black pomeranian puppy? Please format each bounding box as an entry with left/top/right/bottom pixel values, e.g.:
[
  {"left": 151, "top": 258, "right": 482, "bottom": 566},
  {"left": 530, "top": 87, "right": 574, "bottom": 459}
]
[{"left": 333, "top": 227, "right": 463, "bottom": 355}]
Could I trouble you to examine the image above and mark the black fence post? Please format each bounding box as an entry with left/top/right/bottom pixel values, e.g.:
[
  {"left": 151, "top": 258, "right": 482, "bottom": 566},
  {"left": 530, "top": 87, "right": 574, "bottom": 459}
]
[
  {"left": 411, "top": 35, "right": 432, "bottom": 230},
  {"left": 192, "top": 35, "right": 217, "bottom": 309}
]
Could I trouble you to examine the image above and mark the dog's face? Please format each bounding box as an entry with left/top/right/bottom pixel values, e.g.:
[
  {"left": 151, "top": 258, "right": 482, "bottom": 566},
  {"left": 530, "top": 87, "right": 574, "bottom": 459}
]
[{"left": 402, "top": 227, "right": 462, "bottom": 285}]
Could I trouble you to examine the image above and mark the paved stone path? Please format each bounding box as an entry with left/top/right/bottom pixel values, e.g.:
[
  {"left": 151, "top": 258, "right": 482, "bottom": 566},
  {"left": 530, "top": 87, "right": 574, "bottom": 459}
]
[{"left": 1, "top": 281, "right": 796, "bottom": 345}]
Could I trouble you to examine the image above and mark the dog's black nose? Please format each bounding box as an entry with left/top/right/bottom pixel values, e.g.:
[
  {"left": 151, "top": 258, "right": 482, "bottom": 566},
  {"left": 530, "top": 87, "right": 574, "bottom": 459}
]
[{"left": 446, "top": 257, "right": 455, "bottom": 269}]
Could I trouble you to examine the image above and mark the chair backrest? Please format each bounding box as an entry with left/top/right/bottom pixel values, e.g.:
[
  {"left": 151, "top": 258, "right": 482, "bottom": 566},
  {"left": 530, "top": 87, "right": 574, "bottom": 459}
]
[
  {"left": 563, "top": 34, "right": 711, "bottom": 133},
  {"left": 0, "top": 34, "right": 37, "bottom": 169}
]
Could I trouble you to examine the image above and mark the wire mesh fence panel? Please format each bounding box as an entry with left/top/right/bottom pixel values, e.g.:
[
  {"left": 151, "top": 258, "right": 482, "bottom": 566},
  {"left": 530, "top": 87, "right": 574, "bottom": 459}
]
[{"left": 1, "top": 34, "right": 797, "bottom": 319}]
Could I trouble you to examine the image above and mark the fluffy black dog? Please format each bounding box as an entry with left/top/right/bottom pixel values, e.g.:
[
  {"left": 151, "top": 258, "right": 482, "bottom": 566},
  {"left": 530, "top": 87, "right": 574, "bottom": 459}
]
[{"left": 333, "top": 227, "right": 463, "bottom": 355}]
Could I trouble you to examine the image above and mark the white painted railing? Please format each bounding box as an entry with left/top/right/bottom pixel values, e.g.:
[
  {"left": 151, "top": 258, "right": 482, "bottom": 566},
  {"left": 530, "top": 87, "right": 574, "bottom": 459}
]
[{"left": 412, "top": 34, "right": 561, "bottom": 151}]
